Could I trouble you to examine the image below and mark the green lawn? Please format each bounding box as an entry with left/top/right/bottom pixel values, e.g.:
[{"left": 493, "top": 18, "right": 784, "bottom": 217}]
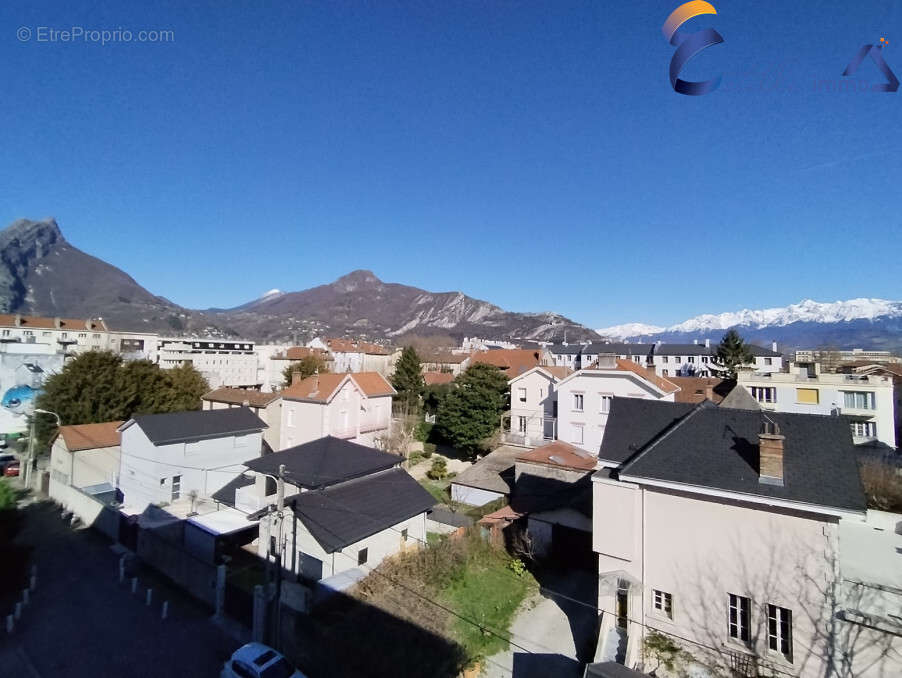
[
  {"left": 418, "top": 478, "right": 450, "bottom": 503},
  {"left": 441, "top": 556, "right": 537, "bottom": 659}
]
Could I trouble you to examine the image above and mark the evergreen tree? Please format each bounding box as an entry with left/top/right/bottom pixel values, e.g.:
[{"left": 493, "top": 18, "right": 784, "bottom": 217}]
[
  {"left": 282, "top": 354, "right": 330, "bottom": 386},
  {"left": 712, "top": 329, "right": 755, "bottom": 378},
  {"left": 391, "top": 346, "right": 425, "bottom": 413},
  {"left": 435, "top": 363, "right": 508, "bottom": 458}
]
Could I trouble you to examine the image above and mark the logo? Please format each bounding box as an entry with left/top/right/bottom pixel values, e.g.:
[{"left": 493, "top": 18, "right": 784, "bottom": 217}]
[
  {"left": 842, "top": 38, "right": 899, "bottom": 92},
  {"left": 662, "top": 1, "right": 724, "bottom": 96}
]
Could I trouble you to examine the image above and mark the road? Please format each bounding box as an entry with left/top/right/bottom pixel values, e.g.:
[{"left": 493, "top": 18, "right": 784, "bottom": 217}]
[
  {"left": 0, "top": 501, "right": 240, "bottom": 678},
  {"left": 482, "top": 568, "right": 598, "bottom": 678}
]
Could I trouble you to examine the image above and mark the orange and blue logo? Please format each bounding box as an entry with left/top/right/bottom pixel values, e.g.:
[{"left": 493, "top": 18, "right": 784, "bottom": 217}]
[{"left": 662, "top": 1, "right": 724, "bottom": 96}]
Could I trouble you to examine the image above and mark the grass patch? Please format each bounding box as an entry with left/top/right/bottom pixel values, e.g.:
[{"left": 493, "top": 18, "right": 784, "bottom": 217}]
[{"left": 419, "top": 478, "right": 450, "bottom": 503}]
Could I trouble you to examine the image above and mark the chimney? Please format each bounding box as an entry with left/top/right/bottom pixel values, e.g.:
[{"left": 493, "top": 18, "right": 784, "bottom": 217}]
[
  {"left": 771, "top": 340, "right": 778, "bottom": 352},
  {"left": 646, "top": 364, "right": 658, "bottom": 378},
  {"left": 693, "top": 339, "right": 698, "bottom": 345},
  {"left": 705, "top": 338, "right": 710, "bottom": 349},
  {"left": 704, "top": 384, "right": 714, "bottom": 401},
  {"left": 54, "top": 317, "right": 61, "bottom": 329},
  {"left": 291, "top": 370, "right": 302, "bottom": 385},
  {"left": 14, "top": 314, "right": 21, "bottom": 327},
  {"left": 758, "top": 420, "right": 785, "bottom": 485}
]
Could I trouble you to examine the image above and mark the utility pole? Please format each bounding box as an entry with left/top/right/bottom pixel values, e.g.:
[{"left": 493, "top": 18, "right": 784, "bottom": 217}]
[{"left": 266, "top": 464, "right": 287, "bottom": 649}]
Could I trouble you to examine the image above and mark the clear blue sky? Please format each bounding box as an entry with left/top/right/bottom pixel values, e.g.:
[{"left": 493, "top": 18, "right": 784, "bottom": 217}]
[{"left": 1, "top": 1, "right": 900, "bottom": 328}]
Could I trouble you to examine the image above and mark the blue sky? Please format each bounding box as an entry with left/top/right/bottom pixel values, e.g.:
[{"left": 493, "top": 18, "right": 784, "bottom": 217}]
[{"left": 1, "top": 1, "right": 900, "bottom": 329}]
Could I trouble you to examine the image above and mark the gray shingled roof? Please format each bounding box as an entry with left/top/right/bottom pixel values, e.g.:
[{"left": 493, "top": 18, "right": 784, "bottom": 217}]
[
  {"left": 244, "top": 436, "right": 401, "bottom": 489},
  {"left": 598, "top": 399, "right": 696, "bottom": 465},
  {"left": 212, "top": 473, "right": 255, "bottom": 506},
  {"left": 548, "top": 344, "right": 586, "bottom": 355},
  {"left": 614, "top": 400, "right": 867, "bottom": 512},
  {"left": 450, "top": 446, "right": 521, "bottom": 493},
  {"left": 719, "top": 384, "right": 762, "bottom": 411},
  {"left": 289, "top": 468, "right": 435, "bottom": 553},
  {"left": 127, "top": 408, "right": 266, "bottom": 445},
  {"left": 587, "top": 343, "right": 655, "bottom": 356}
]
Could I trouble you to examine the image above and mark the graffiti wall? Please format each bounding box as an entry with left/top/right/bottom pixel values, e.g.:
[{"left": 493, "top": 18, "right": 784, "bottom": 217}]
[{"left": 0, "top": 351, "right": 65, "bottom": 435}]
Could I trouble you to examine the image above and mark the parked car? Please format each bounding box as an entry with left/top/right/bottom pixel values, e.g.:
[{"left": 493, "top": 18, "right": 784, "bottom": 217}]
[
  {"left": 220, "top": 643, "right": 307, "bottom": 678},
  {"left": 0, "top": 453, "right": 18, "bottom": 477}
]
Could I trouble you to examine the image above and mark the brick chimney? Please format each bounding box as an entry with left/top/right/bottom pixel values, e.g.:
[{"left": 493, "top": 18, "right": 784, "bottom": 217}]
[
  {"left": 704, "top": 384, "right": 714, "bottom": 401},
  {"left": 291, "top": 370, "right": 302, "bottom": 385},
  {"left": 14, "top": 314, "right": 22, "bottom": 327},
  {"left": 758, "top": 420, "right": 785, "bottom": 485}
]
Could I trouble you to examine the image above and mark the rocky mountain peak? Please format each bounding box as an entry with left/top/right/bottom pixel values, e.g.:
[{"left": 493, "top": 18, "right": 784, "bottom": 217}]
[{"left": 333, "top": 269, "right": 382, "bottom": 292}]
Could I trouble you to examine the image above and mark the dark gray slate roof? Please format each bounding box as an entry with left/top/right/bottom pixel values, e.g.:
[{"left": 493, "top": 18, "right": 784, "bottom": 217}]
[
  {"left": 428, "top": 506, "right": 474, "bottom": 528},
  {"left": 548, "top": 344, "right": 586, "bottom": 355},
  {"left": 615, "top": 400, "right": 867, "bottom": 512},
  {"left": 585, "top": 662, "right": 650, "bottom": 678},
  {"left": 652, "top": 343, "right": 781, "bottom": 357},
  {"left": 586, "top": 343, "right": 655, "bottom": 357},
  {"left": 129, "top": 408, "right": 266, "bottom": 445},
  {"left": 244, "top": 436, "right": 401, "bottom": 489},
  {"left": 598, "top": 399, "right": 696, "bottom": 465},
  {"left": 212, "top": 473, "right": 255, "bottom": 507},
  {"left": 719, "top": 384, "right": 762, "bottom": 411},
  {"left": 290, "top": 468, "right": 436, "bottom": 553}
]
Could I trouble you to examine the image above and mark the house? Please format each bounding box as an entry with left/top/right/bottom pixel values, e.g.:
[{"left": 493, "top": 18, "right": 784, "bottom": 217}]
[
  {"left": 236, "top": 436, "right": 434, "bottom": 582},
  {"left": 669, "top": 376, "right": 732, "bottom": 404},
  {"left": 306, "top": 337, "right": 394, "bottom": 375},
  {"left": 589, "top": 398, "right": 902, "bottom": 678},
  {"left": 202, "top": 387, "right": 282, "bottom": 451},
  {"left": 736, "top": 363, "right": 898, "bottom": 447},
  {"left": 157, "top": 338, "right": 259, "bottom": 388},
  {"left": 505, "top": 365, "right": 573, "bottom": 446},
  {"left": 0, "top": 313, "right": 157, "bottom": 360},
  {"left": 268, "top": 346, "right": 334, "bottom": 388},
  {"left": 469, "top": 348, "right": 553, "bottom": 379},
  {"left": 423, "top": 371, "right": 454, "bottom": 386},
  {"left": 554, "top": 357, "right": 679, "bottom": 454},
  {"left": 279, "top": 371, "right": 395, "bottom": 449},
  {"left": 49, "top": 420, "right": 123, "bottom": 495},
  {"left": 796, "top": 348, "right": 901, "bottom": 365},
  {"left": 421, "top": 352, "right": 470, "bottom": 376},
  {"left": 449, "top": 445, "right": 522, "bottom": 506},
  {"left": 116, "top": 408, "right": 267, "bottom": 514}
]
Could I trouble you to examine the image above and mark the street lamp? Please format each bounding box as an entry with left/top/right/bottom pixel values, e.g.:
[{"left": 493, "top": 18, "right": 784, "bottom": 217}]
[{"left": 24, "top": 408, "right": 61, "bottom": 489}]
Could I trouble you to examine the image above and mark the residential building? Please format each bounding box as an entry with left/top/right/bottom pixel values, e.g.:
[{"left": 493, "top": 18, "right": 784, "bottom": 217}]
[
  {"left": 796, "top": 347, "right": 901, "bottom": 365},
  {"left": 557, "top": 340, "right": 783, "bottom": 378},
  {"left": 505, "top": 365, "right": 573, "bottom": 446},
  {"left": 421, "top": 351, "right": 470, "bottom": 376},
  {"left": 423, "top": 371, "right": 454, "bottom": 386},
  {"left": 49, "top": 420, "right": 123, "bottom": 491},
  {"left": 279, "top": 372, "right": 395, "bottom": 449},
  {"left": 202, "top": 387, "right": 281, "bottom": 452},
  {"left": 590, "top": 399, "right": 901, "bottom": 678},
  {"left": 116, "top": 408, "right": 266, "bottom": 514},
  {"left": 0, "top": 314, "right": 158, "bottom": 360},
  {"left": 157, "top": 338, "right": 258, "bottom": 388},
  {"left": 267, "top": 346, "right": 334, "bottom": 390},
  {"left": 461, "top": 337, "right": 519, "bottom": 351},
  {"left": 554, "top": 357, "right": 679, "bottom": 455},
  {"left": 469, "top": 348, "right": 553, "bottom": 379},
  {"left": 306, "top": 337, "right": 394, "bottom": 375},
  {"left": 233, "top": 436, "right": 434, "bottom": 582},
  {"left": 450, "top": 445, "right": 521, "bottom": 506},
  {"left": 253, "top": 343, "right": 296, "bottom": 392},
  {"left": 737, "top": 364, "right": 898, "bottom": 447}
]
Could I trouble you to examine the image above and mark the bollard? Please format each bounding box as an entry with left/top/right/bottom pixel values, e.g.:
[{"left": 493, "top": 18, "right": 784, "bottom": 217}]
[
  {"left": 146, "top": 588, "right": 153, "bottom": 606},
  {"left": 119, "top": 556, "right": 125, "bottom": 583},
  {"left": 22, "top": 589, "right": 29, "bottom": 606},
  {"left": 131, "top": 577, "right": 138, "bottom": 594},
  {"left": 6, "top": 615, "right": 13, "bottom": 634},
  {"left": 161, "top": 601, "right": 169, "bottom": 620},
  {"left": 14, "top": 603, "right": 22, "bottom": 620},
  {"left": 29, "top": 575, "right": 36, "bottom": 592}
]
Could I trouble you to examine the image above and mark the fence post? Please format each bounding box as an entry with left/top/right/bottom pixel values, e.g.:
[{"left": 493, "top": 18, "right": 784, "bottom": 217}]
[
  {"left": 161, "top": 601, "right": 169, "bottom": 620},
  {"left": 14, "top": 603, "right": 22, "bottom": 620},
  {"left": 252, "top": 585, "right": 265, "bottom": 642},
  {"left": 131, "top": 577, "right": 138, "bottom": 594},
  {"left": 119, "top": 555, "right": 125, "bottom": 583},
  {"left": 215, "top": 564, "right": 226, "bottom": 619},
  {"left": 146, "top": 588, "right": 153, "bottom": 606}
]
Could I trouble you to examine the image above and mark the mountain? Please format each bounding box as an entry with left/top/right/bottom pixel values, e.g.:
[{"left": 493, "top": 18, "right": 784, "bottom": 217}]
[
  {"left": 597, "top": 299, "right": 902, "bottom": 351},
  {"left": 0, "top": 219, "right": 599, "bottom": 343}
]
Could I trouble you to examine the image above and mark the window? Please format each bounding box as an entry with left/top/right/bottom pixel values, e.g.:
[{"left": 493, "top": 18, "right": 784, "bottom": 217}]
[
  {"left": 571, "top": 424, "right": 584, "bottom": 445},
  {"left": 171, "top": 475, "right": 181, "bottom": 501},
  {"left": 24, "top": 330, "right": 33, "bottom": 336},
  {"left": 851, "top": 421, "right": 876, "bottom": 438},
  {"left": 701, "top": 356, "right": 708, "bottom": 363},
  {"left": 750, "top": 386, "right": 776, "bottom": 403},
  {"left": 600, "top": 394, "right": 613, "bottom": 414},
  {"left": 673, "top": 356, "right": 681, "bottom": 363},
  {"left": 687, "top": 356, "right": 695, "bottom": 364},
  {"left": 517, "top": 387, "right": 527, "bottom": 403},
  {"left": 401, "top": 528, "right": 408, "bottom": 542},
  {"left": 662, "top": 369, "right": 669, "bottom": 376},
  {"left": 573, "top": 393, "right": 584, "bottom": 411},
  {"left": 796, "top": 388, "right": 819, "bottom": 404},
  {"left": 842, "top": 391, "right": 875, "bottom": 410},
  {"left": 653, "top": 589, "right": 673, "bottom": 619},
  {"left": 764, "top": 358, "right": 773, "bottom": 366},
  {"left": 661, "top": 356, "right": 668, "bottom": 364},
  {"left": 357, "top": 548, "right": 368, "bottom": 565},
  {"left": 78, "top": 333, "right": 87, "bottom": 338},
  {"left": 518, "top": 416, "right": 527, "bottom": 433},
  {"left": 0, "top": 329, "right": 7, "bottom": 336},
  {"left": 728, "top": 594, "right": 751, "bottom": 643},
  {"left": 767, "top": 604, "right": 793, "bottom": 662},
  {"left": 92, "top": 333, "right": 101, "bottom": 339}
]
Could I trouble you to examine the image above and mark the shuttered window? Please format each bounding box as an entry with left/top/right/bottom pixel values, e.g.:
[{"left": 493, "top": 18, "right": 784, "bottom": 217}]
[{"left": 796, "top": 388, "right": 819, "bottom": 404}]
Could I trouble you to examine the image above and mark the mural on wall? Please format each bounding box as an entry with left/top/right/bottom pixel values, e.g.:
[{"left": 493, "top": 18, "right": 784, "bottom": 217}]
[{"left": 0, "top": 352, "right": 65, "bottom": 434}]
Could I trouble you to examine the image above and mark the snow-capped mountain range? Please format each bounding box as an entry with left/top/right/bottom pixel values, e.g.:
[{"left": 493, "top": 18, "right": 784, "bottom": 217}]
[{"left": 597, "top": 298, "right": 902, "bottom": 351}]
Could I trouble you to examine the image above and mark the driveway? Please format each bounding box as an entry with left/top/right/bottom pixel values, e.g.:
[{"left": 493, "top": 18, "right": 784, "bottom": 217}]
[
  {"left": 0, "top": 500, "right": 240, "bottom": 678},
  {"left": 482, "top": 568, "right": 598, "bottom": 678}
]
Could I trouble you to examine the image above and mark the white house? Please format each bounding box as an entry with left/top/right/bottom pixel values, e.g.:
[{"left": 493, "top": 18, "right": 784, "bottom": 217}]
[
  {"left": 279, "top": 372, "right": 395, "bottom": 449},
  {"left": 116, "top": 408, "right": 266, "bottom": 514},
  {"left": 157, "top": 338, "right": 259, "bottom": 388},
  {"left": 590, "top": 399, "right": 900, "bottom": 678},
  {"left": 49, "top": 420, "right": 123, "bottom": 491},
  {"left": 306, "top": 337, "right": 394, "bottom": 375},
  {"left": 231, "top": 436, "right": 434, "bottom": 582},
  {"left": 506, "top": 365, "right": 573, "bottom": 446},
  {"left": 202, "top": 387, "right": 282, "bottom": 452},
  {"left": 737, "top": 364, "right": 898, "bottom": 447},
  {"left": 553, "top": 357, "right": 679, "bottom": 455},
  {"left": 0, "top": 313, "right": 158, "bottom": 360}
]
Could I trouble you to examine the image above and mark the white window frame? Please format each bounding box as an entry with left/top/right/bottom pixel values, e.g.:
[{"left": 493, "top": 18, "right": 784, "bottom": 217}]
[
  {"left": 599, "top": 393, "right": 613, "bottom": 414},
  {"left": 653, "top": 589, "right": 673, "bottom": 620},
  {"left": 751, "top": 386, "right": 776, "bottom": 403},
  {"left": 517, "top": 387, "right": 527, "bottom": 403},
  {"left": 518, "top": 416, "right": 527, "bottom": 433},
  {"left": 850, "top": 421, "right": 876, "bottom": 438},
  {"left": 728, "top": 593, "right": 751, "bottom": 644},
  {"left": 572, "top": 393, "right": 584, "bottom": 412},
  {"left": 171, "top": 475, "right": 182, "bottom": 501},
  {"left": 842, "top": 391, "right": 875, "bottom": 410},
  {"left": 571, "top": 424, "right": 584, "bottom": 445},
  {"left": 767, "top": 604, "right": 793, "bottom": 662}
]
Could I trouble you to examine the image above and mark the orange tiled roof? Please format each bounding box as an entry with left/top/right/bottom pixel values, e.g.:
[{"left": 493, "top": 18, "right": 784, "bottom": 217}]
[
  {"left": 537, "top": 365, "right": 573, "bottom": 379},
  {"left": 324, "top": 338, "right": 389, "bottom": 355},
  {"left": 422, "top": 352, "right": 469, "bottom": 365},
  {"left": 57, "top": 421, "right": 123, "bottom": 452},
  {"left": 669, "top": 377, "right": 728, "bottom": 404},
  {"left": 516, "top": 440, "right": 597, "bottom": 471},
  {"left": 272, "top": 346, "right": 330, "bottom": 361},
  {"left": 470, "top": 349, "right": 545, "bottom": 378},
  {"left": 612, "top": 358, "right": 680, "bottom": 394},
  {"left": 282, "top": 372, "right": 395, "bottom": 402},
  {"left": 0, "top": 314, "right": 107, "bottom": 331},
  {"left": 202, "top": 387, "right": 280, "bottom": 407},
  {"left": 424, "top": 372, "right": 454, "bottom": 385}
]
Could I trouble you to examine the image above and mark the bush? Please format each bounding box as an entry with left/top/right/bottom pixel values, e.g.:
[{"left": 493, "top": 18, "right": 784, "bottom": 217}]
[
  {"left": 427, "top": 457, "right": 448, "bottom": 480},
  {"left": 859, "top": 459, "right": 902, "bottom": 512},
  {"left": 508, "top": 558, "right": 526, "bottom": 577},
  {"left": 415, "top": 421, "right": 434, "bottom": 443},
  {"left": 423, "top": 442, "right": 436, "bottom": 458}
]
